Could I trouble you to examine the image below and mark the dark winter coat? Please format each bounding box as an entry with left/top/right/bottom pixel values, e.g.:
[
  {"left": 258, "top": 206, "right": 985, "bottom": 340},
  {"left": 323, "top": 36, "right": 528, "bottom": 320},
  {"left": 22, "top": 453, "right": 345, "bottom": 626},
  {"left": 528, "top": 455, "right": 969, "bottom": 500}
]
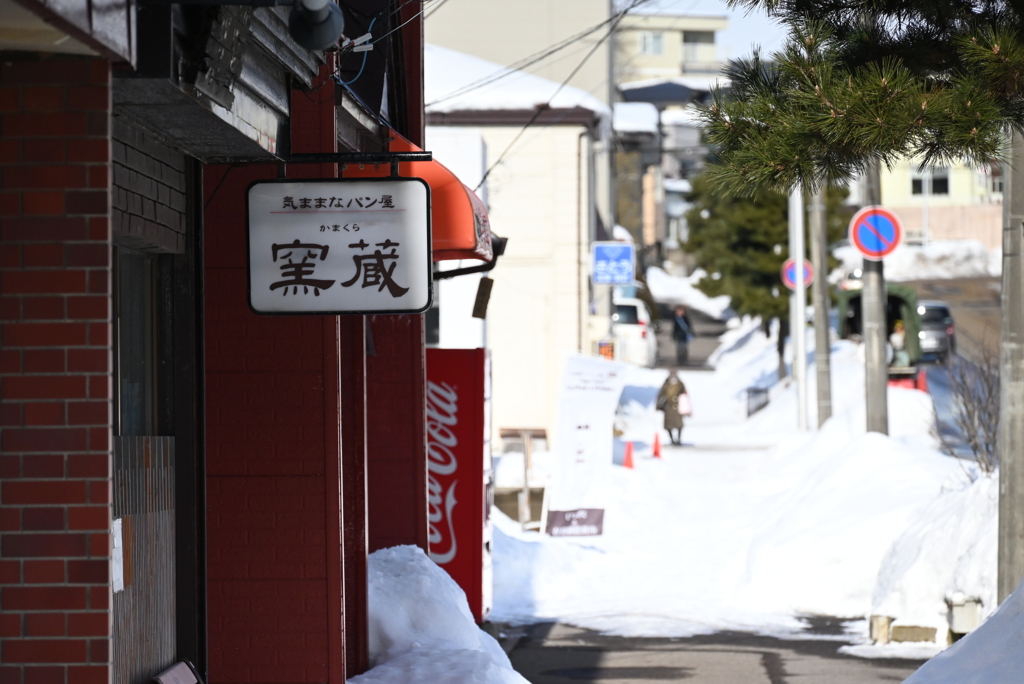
[
  {"left": 657, "top": 377, "right": 687, "bottom": 431},
  {"left": 672, "top": 313, "right": 694, "bottom": 342}
]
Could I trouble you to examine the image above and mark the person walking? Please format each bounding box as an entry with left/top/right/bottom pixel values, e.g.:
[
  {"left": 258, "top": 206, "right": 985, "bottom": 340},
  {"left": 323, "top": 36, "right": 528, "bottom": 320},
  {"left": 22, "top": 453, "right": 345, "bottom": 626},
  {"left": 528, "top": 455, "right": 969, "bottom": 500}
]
[
  {"left": 672, "top": 306, "right": 694, "bottom": 365},
  {"left": 657, "top": 370, "right": 690, "bottom": 446}
]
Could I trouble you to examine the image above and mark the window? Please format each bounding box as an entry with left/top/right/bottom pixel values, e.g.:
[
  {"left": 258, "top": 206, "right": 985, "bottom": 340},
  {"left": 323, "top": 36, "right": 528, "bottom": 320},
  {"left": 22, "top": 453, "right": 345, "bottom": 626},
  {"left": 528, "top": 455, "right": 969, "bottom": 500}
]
[
  {"left": 115, "top": 250, "right": 157, "bottom": 435},
  {"left": 613, "top": 304, "right": 640, "bottom": 325},
  {"left": 911, "top": 167, "right": 949, "bottom": 195},
  {"left": 640, "top": 31, "right": 664, "bottom": 56},
  {"left": 682, "top": 30, "right": 715, "bottom": 66}
]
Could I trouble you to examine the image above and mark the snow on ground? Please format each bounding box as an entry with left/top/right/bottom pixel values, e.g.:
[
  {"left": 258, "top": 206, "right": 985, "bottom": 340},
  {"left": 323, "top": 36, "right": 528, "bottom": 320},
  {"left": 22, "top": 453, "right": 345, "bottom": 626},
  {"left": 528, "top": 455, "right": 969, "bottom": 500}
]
[
  {"left": 833, "top": 240, "right": 1000, "bottom": 281},
  {"left": 350, "top": 545, "right": 528, "bottom": 684},
  {"left": 644, "top": 266, "right": 734, "bottom": 320},
  {"left": 490, "top": 324, "right": 980, "bottom": 646},
  {"left": 871, "top": 472, "right": 998, "bottom": 634}
]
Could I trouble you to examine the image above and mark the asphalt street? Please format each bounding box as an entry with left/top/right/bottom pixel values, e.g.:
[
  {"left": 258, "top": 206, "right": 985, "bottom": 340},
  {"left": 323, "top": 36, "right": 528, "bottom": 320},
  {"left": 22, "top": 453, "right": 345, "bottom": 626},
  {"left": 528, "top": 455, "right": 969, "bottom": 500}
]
[
  {"left": 905, "top": 276, "right": 1001, "bottom": 364},
  {"left": 500, "top": 622, "right": 924, "bottom": 684}
]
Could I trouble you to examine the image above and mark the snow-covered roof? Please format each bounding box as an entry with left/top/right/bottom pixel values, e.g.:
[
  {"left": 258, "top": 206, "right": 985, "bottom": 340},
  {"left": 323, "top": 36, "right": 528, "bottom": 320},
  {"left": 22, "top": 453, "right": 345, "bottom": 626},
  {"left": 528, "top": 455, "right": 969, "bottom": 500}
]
[
  {"left": 620, "top": 75, "right": 730, "bottom": 94},
  {"left": 663, "top": 178, "right": 692, "bottom": 194},
  {"left": 612, "top": 224, "right": 634, "bottom": 242},
  {"left": 613, "top": 102, "right": 659, "bottom": 135},
  {"left": 660, "top": 106, "right": 705, "bottom": 127},
  {"left": 424, "top": 44, "right": 611, "bottom": 122}
]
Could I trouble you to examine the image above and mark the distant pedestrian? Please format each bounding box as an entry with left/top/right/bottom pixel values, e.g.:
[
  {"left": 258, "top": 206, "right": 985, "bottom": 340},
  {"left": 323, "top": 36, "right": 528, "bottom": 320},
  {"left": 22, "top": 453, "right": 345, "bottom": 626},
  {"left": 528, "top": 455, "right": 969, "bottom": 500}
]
[
  {"left": 672, "top": 306, "right": 694, "bottom": 365},
  {"left": 657, "top": 370, "right": 690, "bottom": 446},
  {"left": 890, "top": 319, "right": 910, "bottom": 367}
]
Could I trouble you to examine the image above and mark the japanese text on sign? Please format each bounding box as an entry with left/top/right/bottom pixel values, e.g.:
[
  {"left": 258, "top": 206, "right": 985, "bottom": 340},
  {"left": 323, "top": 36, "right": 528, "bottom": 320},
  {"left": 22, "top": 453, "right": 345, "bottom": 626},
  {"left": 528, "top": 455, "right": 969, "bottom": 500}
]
[
  {"left": 247, "top": 178, "right": 431, "bottom": 314},
  {"left": 592, "top": 242, "right": 636, "bottom": 285}
]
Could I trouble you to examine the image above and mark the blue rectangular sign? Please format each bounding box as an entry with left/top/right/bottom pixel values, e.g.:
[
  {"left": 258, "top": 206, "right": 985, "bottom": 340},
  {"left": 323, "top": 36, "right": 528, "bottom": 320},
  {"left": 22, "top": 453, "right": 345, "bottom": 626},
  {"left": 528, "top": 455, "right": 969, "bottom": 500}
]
[{"left": 592, "top": 242, "right": 635, "bottom": 285}]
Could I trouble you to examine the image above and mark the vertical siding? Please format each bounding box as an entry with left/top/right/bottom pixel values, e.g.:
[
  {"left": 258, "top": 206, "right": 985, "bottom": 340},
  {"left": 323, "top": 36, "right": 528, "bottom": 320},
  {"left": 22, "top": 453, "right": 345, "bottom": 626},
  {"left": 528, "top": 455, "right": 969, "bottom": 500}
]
[{"left": 112, "top": 436, "right": 175, "bottom": 684}]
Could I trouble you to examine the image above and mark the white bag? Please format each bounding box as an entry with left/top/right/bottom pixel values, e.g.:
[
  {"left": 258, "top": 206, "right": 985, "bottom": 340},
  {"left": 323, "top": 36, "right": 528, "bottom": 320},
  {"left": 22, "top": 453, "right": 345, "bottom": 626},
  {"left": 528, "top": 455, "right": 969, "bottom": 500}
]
[{"left": 677, "top": 392, "right": 693, "bottom": 417}]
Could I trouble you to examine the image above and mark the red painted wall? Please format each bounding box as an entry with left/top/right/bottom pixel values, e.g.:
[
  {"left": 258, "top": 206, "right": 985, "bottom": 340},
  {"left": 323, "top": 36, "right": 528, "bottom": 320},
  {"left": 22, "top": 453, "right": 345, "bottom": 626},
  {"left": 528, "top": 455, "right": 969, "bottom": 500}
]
[
  {"left": 202, "top": 65, "right": 345, "bottom": 684},
  {"left": 0, "top": 56, "right": 113, "bottom": 684},
  {"left": 366, "top": 314, "right": 427, "bottom": 553}
]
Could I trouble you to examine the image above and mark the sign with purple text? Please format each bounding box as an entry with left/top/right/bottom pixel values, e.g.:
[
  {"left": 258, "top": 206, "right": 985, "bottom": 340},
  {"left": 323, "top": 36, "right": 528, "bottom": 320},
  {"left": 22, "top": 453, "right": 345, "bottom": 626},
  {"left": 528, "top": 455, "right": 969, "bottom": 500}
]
[
  {"left": 247, "top": 178, "right": 432, "bottom": 314},
  {"left": 780, "top": 257, "right": 813, "bottom": 290},
  {"left": 849, "top": 206, "right": 903, "bottom": 261}
]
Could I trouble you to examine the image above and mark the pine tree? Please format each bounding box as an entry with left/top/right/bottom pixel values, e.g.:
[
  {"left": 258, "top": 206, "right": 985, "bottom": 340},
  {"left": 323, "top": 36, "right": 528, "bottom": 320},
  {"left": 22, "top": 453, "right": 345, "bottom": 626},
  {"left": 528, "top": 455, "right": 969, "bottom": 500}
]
[
  {"left": 700, "top": 2, "right": 1024, "bottom": 194},
  {"left": 683, "top": 174, "right": 848, "bottom": 320}
]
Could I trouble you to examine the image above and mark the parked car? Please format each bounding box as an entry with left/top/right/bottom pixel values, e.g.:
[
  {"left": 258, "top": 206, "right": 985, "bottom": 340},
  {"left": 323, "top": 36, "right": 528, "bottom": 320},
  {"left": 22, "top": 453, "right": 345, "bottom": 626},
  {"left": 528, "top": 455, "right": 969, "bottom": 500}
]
[
  {"left": 917, "top": 300, "right": 956, "bottom": 363},
  {"left": 612, "top": 297, "right": 658, "bottom": 367}
]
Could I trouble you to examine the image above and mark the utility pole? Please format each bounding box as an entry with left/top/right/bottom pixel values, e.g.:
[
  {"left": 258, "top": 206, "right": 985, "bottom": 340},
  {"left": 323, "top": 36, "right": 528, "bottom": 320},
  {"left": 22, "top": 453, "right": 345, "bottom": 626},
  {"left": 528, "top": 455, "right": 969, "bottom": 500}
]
[
  {"left": 789, "top": 186, "right": 808, "bottom": 430},
  {"left": 809, "top": 186, "right": 832, "bottom": 427},
  {"left": 998, "top": 130, "right": 1024, "bottom": 603},
  {"left": 862, "top": 160, "right": 889, "bottom": 435}
]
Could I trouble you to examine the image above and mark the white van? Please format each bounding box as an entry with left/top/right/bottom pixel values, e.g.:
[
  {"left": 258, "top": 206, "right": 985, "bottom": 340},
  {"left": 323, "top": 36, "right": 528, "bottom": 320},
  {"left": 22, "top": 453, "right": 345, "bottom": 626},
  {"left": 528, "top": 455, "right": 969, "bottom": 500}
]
[{"left": 612, "top": 297, "right": 658, "bottom": 367}]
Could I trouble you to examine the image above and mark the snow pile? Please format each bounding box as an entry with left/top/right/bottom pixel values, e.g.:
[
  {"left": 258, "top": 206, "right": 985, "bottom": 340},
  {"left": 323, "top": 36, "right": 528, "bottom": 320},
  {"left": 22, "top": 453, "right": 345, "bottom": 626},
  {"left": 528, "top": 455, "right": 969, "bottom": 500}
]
[
  {"left": 644, "top": 266, "right": 734, "bottom": 320},
  {"left": 490, "top": 325, "right": 964, "bottom": 638},
  {"left": 351, "top": 546, "right": 527, "bottom": 684},
  {"left": 834, "top": 240, "right": 999, "bottom": 282},
  {"left": 870, "top": 472, "right": 998, "bottom": 634},
  {"left": 493, "top": 450, "right": 552, "bottom": 489},
  {"left": 612, "top": 224, "right": 634, "bottom": 242},
  {"left": 613, "top": 102, "right": 659, "bottom": 135},
  {"left": 424, "top": 45, "right": 609, "bottom": 123},
  {"left": 903, "top": 578, "right": 1024, "bottom": 684}
]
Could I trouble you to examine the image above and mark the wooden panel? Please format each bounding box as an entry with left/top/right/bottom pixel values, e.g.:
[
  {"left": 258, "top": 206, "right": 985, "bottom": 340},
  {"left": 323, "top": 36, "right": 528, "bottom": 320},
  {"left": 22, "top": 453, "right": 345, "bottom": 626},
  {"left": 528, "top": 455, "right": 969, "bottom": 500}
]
[{"left": 112, "top": 436, "right": 177, "bottom": 684}]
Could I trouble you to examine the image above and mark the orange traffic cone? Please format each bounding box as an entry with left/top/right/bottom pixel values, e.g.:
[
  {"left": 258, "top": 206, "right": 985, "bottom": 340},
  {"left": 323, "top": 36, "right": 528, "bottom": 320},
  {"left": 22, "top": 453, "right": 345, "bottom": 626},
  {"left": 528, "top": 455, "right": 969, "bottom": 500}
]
[
  {"left": 653, "top": 433, "right": 662, "bottom": 459},
  {"left": 623, "top": 441, "right": 635, "bottom": 469}
]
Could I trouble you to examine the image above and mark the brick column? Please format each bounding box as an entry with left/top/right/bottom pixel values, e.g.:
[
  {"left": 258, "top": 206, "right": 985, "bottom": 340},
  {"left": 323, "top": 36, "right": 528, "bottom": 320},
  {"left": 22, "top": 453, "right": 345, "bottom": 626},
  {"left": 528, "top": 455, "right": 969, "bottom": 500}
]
[{"left": 0, "top": 56, "right": 113, "bottom": 684}]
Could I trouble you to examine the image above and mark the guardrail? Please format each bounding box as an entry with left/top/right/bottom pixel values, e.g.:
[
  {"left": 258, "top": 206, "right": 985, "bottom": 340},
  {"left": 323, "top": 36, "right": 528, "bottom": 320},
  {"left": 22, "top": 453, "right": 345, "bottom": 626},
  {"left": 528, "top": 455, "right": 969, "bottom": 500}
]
[{"left": 747, "top": 387, "right": 769, "bottom": 417}]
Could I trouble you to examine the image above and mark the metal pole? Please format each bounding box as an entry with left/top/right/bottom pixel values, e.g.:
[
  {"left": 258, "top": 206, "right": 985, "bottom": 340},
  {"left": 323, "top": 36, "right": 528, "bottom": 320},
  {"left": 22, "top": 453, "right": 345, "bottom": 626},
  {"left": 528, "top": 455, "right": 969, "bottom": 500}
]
[
  {"left": 863, "top": 160, "right": 889, "bottom": 435},
  {"left": 789, "top": 186, "right": 808, "bottom": 430},
  {"left": 809, "top": 186, "right": 832, "bottom": 427},
  {"left": 520, "top": 430, "right": 533, "bottom": 530},
  {"left": 998, "top": 130, "right": 1024, "bottom": 602}
]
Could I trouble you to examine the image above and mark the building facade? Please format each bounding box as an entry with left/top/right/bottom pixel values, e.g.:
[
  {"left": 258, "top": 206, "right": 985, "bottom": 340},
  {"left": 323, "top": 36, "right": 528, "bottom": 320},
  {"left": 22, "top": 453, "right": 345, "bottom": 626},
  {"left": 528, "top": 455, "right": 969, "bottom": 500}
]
[{"left": 0, "top": 2, "right": 471, "bottom": 684}]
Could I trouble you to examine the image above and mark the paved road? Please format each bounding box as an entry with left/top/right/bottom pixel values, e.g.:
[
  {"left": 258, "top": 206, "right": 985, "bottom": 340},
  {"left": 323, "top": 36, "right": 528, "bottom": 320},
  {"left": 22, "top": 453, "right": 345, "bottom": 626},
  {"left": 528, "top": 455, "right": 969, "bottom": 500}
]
[
  {"left": 904, "top": 277, "right": 1000, "bottom": 363},
  {"left": 655, "top": 310, "right": 729, "bottom": 370},
  {"left": 503, "top": 623, "right": 924, "bottom": 684}
]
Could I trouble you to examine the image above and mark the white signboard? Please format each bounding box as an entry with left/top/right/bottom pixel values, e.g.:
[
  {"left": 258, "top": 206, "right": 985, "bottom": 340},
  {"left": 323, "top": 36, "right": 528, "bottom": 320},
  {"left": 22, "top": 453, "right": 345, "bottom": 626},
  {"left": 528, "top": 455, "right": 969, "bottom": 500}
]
[
  {"left": 545, "top": 355, "right": 629, "bottom": 536},
  {"left": 247, "top": 178, "right": 432, "bottom": 314}
]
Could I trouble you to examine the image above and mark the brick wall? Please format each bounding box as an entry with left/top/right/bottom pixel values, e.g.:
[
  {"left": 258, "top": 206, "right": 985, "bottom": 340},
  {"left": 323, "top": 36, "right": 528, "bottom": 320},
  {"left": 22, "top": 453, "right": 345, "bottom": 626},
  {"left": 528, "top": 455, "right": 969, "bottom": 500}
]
[
  {"left": 111, "top": 118, "right": 187, "bottom": 255},
  {"left": 0, "top": 55, "right": 114, "bottom": 684}
]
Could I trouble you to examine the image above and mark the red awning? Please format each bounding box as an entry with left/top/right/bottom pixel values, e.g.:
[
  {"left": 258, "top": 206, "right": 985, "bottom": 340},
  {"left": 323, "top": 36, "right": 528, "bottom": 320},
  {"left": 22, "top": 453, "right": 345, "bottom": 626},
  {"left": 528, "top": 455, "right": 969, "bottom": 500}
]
[{"left": 345, "top": 131, "right": 494, "bottom": 263}]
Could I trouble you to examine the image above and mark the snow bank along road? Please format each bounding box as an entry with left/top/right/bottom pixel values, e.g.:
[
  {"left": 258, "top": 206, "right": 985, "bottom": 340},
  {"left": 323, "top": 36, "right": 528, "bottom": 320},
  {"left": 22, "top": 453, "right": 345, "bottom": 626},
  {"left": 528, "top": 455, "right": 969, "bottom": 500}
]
[{"left": 504, "top": 622, "right": 924, "bottom": 684}]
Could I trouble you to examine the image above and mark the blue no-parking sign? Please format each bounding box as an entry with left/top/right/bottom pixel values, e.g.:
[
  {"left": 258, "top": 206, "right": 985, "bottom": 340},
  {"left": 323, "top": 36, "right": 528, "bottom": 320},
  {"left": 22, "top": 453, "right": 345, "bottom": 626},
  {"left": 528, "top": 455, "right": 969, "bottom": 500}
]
[
  {"left": 592, "top": 242, "right": 635, "bottom": 285},
  {"left": 849, "top": 206, "right": 903, "bottom": 260},
  {"left": 780, "top": 257, "right": 813, "bottom": 290}
]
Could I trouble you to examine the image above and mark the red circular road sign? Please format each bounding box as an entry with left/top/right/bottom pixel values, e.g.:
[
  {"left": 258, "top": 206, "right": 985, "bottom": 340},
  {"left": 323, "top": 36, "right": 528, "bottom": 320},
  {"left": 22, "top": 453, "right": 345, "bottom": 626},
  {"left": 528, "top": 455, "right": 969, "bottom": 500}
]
[
  {"left": 849, "top": 206, "right": 903, "bottom": 260},
  {"left": 781, "top": 257, "right": 813, "bottom": 290}
]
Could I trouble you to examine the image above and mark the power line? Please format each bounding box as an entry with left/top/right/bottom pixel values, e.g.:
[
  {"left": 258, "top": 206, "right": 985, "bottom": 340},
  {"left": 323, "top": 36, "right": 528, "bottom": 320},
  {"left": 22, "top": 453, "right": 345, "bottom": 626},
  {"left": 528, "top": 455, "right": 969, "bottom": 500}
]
[
  {"left": 473, "top": 0, "right": 653, "bottom": 193},
  {"left": 426, "top": 10, "right": 636, "bottom": 107}
]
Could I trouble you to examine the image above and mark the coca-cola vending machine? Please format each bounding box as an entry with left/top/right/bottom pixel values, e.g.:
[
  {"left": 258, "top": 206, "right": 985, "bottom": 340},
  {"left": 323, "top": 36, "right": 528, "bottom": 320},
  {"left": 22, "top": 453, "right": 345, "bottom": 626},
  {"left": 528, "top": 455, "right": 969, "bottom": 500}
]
[{"left": 425, "top": 348, "right": 492, "bottom": 622}]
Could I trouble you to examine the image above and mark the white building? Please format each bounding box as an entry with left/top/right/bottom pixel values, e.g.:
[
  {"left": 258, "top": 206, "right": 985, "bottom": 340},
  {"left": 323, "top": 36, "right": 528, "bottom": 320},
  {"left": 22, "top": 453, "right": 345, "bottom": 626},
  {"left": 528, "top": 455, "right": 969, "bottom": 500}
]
[{"left": 425, "top": 45, "right": 611, "bottom": 444}]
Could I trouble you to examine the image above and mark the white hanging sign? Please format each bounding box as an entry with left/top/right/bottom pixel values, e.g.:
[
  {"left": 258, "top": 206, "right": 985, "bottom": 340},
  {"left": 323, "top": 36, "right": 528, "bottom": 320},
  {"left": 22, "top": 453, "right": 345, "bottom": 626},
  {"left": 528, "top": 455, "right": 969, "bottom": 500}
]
[{"left": 247, "top": 178, "right": 432, "bottom": 314}]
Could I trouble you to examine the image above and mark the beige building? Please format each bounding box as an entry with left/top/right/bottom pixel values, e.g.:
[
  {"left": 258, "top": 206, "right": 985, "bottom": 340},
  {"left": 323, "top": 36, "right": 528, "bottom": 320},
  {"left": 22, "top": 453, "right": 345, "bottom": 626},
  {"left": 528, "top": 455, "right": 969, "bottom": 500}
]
[
  {"left": 615, "top": 13, "right": 729, "bottom": 87},
  {"left": 874, "top": 160, "right": 1003, "bottom": 249},
  {"left": 425, "top": 0, "right": 614, "bottom": 103},
  {"left": 425, "top": 44, "right": 608, "bottom": 446}
]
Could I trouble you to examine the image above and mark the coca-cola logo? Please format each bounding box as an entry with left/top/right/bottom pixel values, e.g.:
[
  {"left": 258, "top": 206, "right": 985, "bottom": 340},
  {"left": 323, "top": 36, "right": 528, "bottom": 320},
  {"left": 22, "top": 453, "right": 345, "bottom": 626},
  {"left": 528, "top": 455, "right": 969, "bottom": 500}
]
[{"left": 427, "top": 380, "right": 459, "bottom": 564}]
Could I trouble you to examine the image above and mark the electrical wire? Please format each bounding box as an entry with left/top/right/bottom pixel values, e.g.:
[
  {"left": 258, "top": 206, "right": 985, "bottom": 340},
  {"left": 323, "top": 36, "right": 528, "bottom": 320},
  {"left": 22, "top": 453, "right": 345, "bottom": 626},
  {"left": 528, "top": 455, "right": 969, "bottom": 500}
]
[
  {"left": 472, "top": 0, "right": 653, "bottom": 193},
  {"left": 372, "top": 0, "right": 441, "bottom": 45},
  {"left": 426, "top": 15, "right": 624, "bottom": 107},
  {"left": 336, "top": 16, "right": 377, "bottom": 85}
]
